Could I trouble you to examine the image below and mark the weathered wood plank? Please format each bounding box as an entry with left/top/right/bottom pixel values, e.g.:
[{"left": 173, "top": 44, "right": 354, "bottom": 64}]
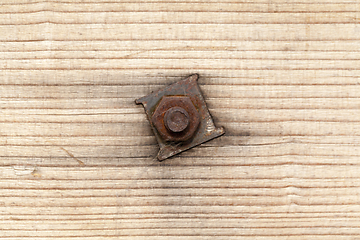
[
  {"left": 1, "top": 12, "right": 359, "bottom": 25},
  {"left": 2, "top": 41, "right": 360, "bottom": 52},
  {"left": 1, "top": 24, "right": 359, "bottom": 41},
  {"left": 1, "top": 0, "right": 360, "bottom": 239},
  {"left": 1, "top": 85, "right": 360, "bottom": 98},
  {"left": 1, "top": 2, "right": 360, "bottom": 13}
]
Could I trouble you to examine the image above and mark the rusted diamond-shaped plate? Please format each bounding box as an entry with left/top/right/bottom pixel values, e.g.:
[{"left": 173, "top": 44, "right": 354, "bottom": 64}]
[{"left": 135, "top": 74, "right": 225, "bottom": 161}]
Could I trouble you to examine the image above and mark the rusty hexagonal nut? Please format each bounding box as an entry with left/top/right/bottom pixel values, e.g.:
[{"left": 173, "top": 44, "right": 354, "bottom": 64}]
[
  {"left": 151, "top": 96, "right": 200, "bottom": 142},
  {"left": 136, "top": 74, "right": 225, "bottom": 161}
]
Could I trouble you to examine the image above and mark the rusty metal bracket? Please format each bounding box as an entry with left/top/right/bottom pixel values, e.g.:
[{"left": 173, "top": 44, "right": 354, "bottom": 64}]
[{"left": 135, "top": 74, "right": 225, "bottom": 161}]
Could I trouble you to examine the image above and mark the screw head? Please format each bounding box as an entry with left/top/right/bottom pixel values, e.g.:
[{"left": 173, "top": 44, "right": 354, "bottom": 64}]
[
  {"left": 151, "top": 96, "right": 200, "bottom": 142},
  {"left": 164, "top": 107, "right": 190, "bottom": 133}
]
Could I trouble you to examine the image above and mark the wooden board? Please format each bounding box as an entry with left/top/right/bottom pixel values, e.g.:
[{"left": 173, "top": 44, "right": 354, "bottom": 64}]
[{"left": 1, "top": 0, "right": 360, "bottom": 239}]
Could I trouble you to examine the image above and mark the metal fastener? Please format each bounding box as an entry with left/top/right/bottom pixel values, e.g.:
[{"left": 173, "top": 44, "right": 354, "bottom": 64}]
[
  {"left": 136, "top": 74, "right": 225, "bottom": 161},
  {"left": 164, "top": 106, "right": 189, "bottom": 133},
  {"left": 151, "top": 95, "right": 200, "bottom": 142}
]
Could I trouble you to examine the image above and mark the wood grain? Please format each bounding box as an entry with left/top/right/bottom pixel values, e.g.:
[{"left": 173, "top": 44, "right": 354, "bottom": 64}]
[{"left": 1, "top": 0, "right": 360, "bottom": 239}]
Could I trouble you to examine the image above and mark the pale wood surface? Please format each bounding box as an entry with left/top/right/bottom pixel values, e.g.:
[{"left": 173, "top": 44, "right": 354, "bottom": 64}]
[{"left": 1, "top": 0, "right": 360, "bottom": 239}]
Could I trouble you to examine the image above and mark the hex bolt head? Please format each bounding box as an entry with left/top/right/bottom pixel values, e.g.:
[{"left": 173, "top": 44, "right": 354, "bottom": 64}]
[
  {"left": 136, "top": 73, "right": 225, "bottom": 160},
  {"left": 164, "top": 107, "right": 190, "bottom": 133},
  {"left": 151, "top": 96, "right": 200, "bottom": 142}
]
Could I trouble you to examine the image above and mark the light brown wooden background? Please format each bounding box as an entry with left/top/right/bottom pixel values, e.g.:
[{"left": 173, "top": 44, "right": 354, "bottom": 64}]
[{"left": 1, "top": 0, "right": 360, "bottom": 239}]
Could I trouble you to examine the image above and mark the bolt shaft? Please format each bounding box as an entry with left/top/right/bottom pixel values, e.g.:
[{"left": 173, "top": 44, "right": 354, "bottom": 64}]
[{"left": 164, "top": 107, "right": 190, "bottom": 133}]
